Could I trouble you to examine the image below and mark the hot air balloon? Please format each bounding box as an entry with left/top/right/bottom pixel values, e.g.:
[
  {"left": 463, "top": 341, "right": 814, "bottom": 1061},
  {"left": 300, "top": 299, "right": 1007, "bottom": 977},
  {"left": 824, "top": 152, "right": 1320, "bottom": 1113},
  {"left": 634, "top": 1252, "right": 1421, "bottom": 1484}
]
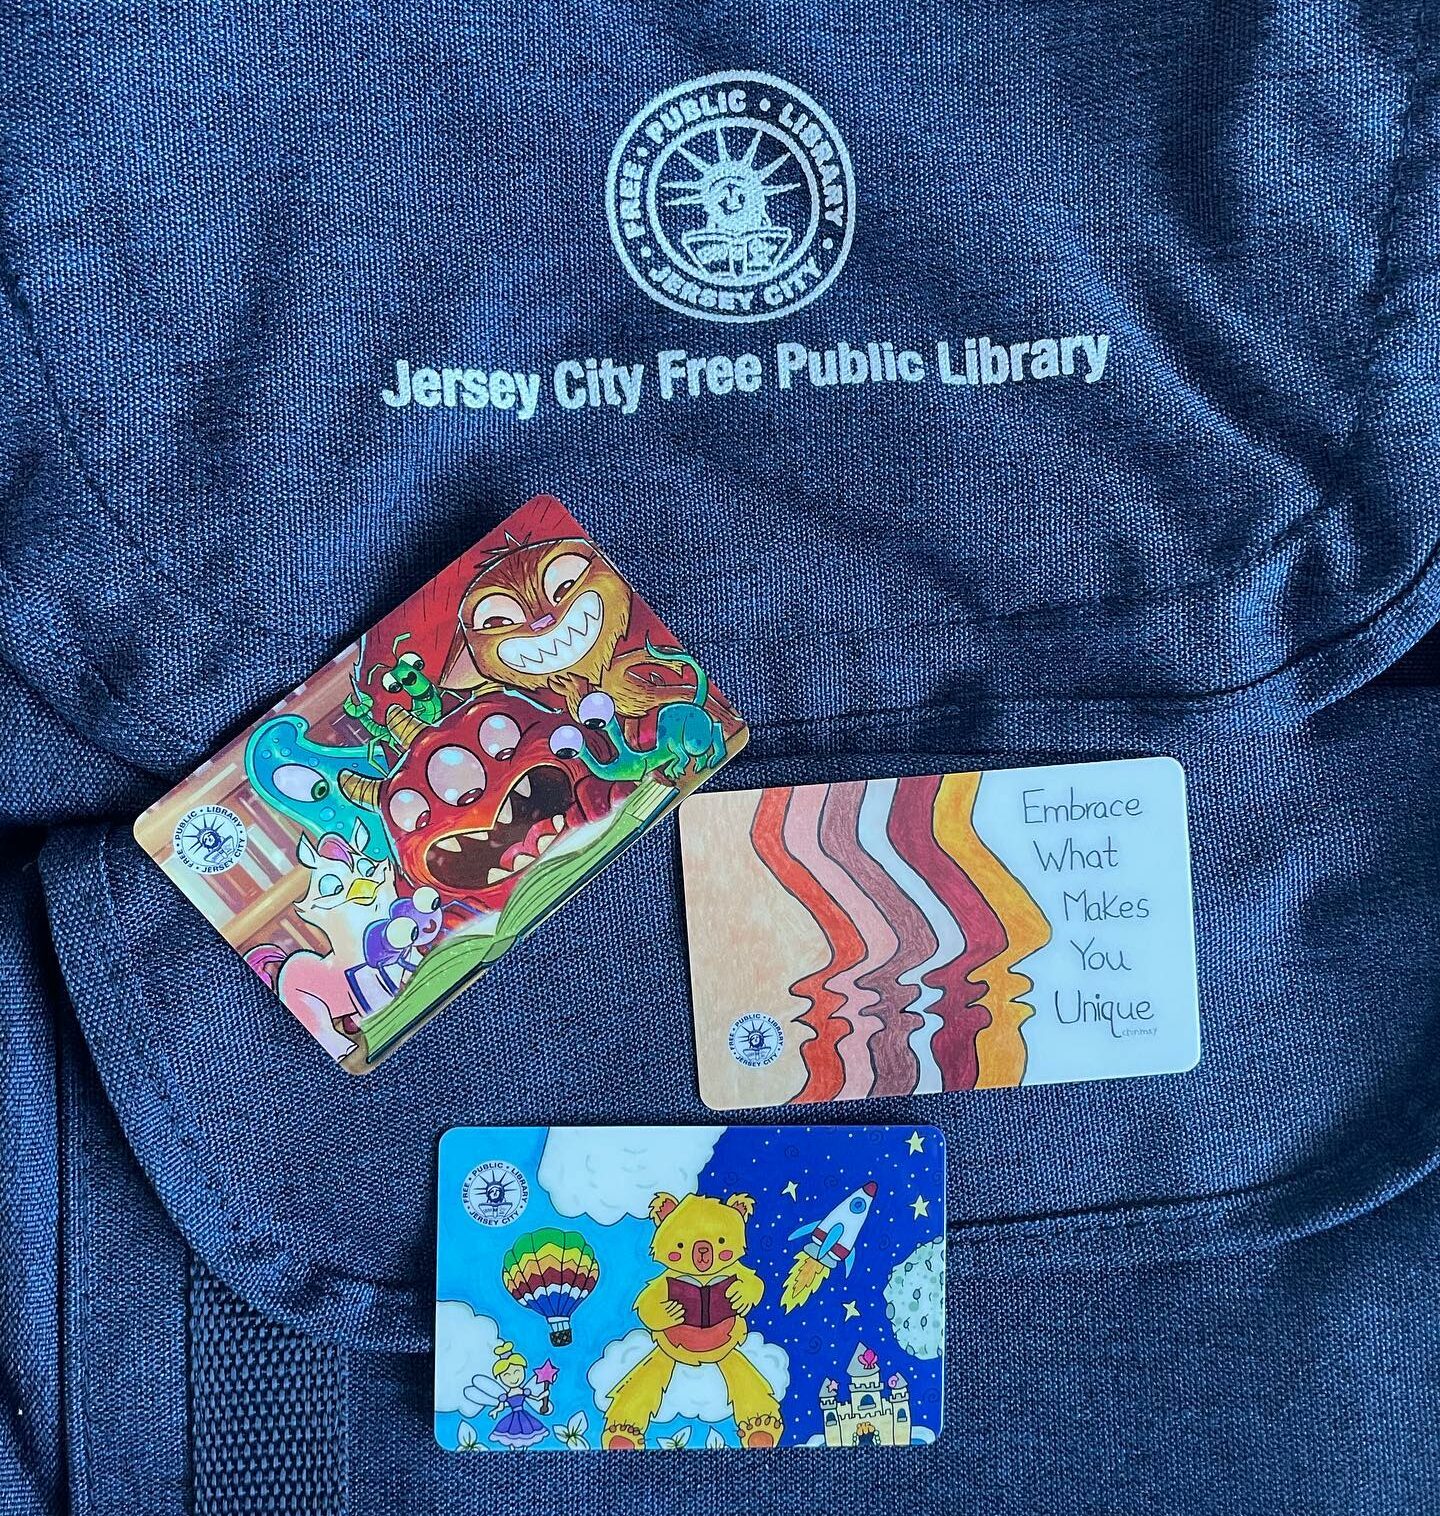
[{"left": 500, "top": 1228, "right": 600, "bottom": 1347}]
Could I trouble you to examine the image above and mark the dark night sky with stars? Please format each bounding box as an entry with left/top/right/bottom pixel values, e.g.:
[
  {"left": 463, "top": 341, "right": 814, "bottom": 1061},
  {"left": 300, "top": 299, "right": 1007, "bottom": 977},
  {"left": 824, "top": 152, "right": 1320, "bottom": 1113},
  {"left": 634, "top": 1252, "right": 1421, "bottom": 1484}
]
[{"left": 699, "top": 1123, "right": 944, "bottom": 1442}]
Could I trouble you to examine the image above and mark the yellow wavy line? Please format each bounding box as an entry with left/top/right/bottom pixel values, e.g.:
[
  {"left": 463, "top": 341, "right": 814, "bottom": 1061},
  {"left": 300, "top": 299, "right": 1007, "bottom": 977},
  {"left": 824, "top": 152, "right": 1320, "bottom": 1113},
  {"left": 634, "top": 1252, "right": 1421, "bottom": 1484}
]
[{"left": 933, "top": 772, "right": 1051, "bottom": 1087}]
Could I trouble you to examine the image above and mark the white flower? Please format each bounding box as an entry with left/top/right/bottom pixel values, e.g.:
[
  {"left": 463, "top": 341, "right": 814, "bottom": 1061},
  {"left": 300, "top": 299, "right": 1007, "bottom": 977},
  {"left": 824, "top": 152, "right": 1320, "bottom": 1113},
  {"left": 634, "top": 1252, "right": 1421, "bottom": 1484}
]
[{"left": 554, "top": 1412, "right": 590, "bottom": 1451}]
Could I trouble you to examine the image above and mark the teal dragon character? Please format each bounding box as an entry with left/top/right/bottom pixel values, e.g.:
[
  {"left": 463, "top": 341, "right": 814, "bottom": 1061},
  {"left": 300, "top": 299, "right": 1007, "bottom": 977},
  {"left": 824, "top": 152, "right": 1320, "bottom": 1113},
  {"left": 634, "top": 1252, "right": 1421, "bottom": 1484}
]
[
  {"left": 547, "top": 642, "right": 728, "bottom": 781},
  {"left": 244, "top": 714, "right": 394, "bottom": 862}
]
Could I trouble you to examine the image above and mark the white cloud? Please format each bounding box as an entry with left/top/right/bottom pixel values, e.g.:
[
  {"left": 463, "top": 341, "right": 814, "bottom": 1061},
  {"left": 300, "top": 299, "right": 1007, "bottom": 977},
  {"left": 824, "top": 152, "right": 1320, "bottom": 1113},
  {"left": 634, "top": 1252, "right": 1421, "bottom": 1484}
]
[
  {"left": 434, "top": 1300, "right": 501, "bottom": 1415},
  {"left": 538, "top": 1126, "right": 726, "bottom": 1225},
  {"left": 587, "top": 1327, "right": 790, "bottom": 1424}
]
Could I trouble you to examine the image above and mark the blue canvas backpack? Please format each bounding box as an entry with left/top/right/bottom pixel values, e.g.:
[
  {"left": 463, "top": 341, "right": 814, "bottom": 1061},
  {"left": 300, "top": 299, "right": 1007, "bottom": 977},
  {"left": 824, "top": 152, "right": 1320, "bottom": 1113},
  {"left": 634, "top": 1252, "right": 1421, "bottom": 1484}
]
[{"left": 3, "top": 1, "right": 1439, "bottom": 1510}]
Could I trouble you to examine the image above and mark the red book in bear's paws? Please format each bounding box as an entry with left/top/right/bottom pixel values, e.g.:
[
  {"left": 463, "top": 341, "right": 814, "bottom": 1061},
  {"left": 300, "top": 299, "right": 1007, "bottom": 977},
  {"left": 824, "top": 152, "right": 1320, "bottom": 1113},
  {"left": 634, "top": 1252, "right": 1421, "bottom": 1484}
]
[{"left": 668, "top": 1274, "right": 737, "bottom": 1329}]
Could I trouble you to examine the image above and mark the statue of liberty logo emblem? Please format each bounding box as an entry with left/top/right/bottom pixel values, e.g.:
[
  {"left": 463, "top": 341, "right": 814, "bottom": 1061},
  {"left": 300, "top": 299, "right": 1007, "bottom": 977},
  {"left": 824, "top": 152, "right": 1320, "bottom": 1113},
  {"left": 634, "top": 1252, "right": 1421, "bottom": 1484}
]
[
  {"left": 668, "top": 127, "right": 799, "bottom": 281},
  {"left": 607, "top": 72, "right": 856, "bottom": 323}
]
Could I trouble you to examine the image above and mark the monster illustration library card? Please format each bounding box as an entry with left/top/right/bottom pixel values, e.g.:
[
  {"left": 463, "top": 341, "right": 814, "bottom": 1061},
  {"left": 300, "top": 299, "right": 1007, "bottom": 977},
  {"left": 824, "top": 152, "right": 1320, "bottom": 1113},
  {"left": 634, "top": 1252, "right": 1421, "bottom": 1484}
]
[
  {"left": 434, "top": 1124, "right": 945, "bottom": 1451},
  {"left": 681, "top": 757, "right": 1198, "bottom": 1110},
  {"left": 133, "top": 495, "right": 747, "bottom": 1072}
]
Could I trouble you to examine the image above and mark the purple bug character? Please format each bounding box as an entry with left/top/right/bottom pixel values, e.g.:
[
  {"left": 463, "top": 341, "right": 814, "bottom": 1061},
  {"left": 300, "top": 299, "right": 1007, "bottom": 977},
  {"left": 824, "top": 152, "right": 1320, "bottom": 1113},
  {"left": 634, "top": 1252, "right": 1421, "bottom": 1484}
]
[{"left": 344, "top": 886, "right": 444, "bottom": 1014}]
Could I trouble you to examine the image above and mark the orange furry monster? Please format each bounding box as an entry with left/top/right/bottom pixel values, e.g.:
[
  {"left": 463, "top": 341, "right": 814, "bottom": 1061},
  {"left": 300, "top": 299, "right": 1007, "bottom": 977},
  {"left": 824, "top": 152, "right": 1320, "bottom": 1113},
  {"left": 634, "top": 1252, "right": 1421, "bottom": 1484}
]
[
  {"left": 440, "top": 521, "right": 696, "bottom": 719},
  {"left": 601, "top": 1191, "right": 784, "bottom": 1449}
]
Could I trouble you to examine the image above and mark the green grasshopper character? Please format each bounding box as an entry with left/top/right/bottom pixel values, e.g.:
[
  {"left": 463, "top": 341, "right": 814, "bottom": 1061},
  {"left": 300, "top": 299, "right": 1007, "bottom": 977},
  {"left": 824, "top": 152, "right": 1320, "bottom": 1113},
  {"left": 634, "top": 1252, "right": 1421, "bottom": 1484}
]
[{"left": 343, "top": 633, "right": 444, "bottom": 764}]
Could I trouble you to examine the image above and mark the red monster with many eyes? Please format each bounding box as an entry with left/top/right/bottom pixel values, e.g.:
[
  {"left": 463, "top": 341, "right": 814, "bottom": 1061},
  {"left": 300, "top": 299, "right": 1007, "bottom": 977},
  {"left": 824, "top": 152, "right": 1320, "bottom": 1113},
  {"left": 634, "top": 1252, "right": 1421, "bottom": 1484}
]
[{"left": 338, "top": 690, "right": 625, "bottom": 912}]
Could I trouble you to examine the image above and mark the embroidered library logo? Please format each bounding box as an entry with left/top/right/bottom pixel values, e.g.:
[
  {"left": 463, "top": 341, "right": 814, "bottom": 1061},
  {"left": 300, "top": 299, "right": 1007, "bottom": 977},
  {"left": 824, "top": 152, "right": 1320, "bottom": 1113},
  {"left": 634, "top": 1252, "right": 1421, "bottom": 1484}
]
[{"left": 606, "top": 72, "right": 855, "bottom": 323}]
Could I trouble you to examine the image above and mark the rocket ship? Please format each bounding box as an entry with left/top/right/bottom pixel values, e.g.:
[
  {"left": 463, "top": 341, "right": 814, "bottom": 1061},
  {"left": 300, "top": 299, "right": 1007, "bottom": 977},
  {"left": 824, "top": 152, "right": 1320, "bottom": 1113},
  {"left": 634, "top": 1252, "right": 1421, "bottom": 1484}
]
[{"left": 780, "top": 1181, "right": 878, "bottom": 1312}]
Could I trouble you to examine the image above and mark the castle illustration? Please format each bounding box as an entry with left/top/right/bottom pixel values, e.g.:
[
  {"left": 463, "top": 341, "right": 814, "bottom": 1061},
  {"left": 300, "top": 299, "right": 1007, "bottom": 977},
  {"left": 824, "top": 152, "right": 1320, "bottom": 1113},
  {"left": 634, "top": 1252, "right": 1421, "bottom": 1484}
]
[{"left": 818, "top": 1342, "right": 912, "bottom": 1447}]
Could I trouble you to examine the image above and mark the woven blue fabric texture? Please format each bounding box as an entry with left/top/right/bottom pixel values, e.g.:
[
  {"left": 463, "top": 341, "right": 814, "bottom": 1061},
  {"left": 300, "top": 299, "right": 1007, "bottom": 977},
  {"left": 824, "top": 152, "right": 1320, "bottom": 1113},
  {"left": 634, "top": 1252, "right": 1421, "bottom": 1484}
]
[
  {"left": 3, "top": 0, "right": 1440, "bottom": 1511},
  {"left": 190, "top": 1269, "right": 347, "bottom": 1516}
]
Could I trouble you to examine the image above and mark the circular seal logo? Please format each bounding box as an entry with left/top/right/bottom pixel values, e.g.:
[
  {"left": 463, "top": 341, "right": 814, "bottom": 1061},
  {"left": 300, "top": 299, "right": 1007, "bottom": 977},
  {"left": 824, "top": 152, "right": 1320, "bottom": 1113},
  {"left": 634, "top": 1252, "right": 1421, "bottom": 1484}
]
[
  {"left": 461, "top": 1160, "right": 529, "bottom": 1227},
  {"left": 606, "top": 71, "right": 855, "bottom": 324},
  {"left": 172, "top": 806, "right": 247, "bottom": 875},
  {"left": 729, "top": 1013, "right": 784, "bottom": 1068}
]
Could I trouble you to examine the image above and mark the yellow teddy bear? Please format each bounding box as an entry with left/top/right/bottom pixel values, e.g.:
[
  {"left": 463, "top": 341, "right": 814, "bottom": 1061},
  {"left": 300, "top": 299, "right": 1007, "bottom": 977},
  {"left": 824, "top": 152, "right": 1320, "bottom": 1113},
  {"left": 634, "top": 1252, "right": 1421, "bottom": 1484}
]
[{"left": 601, "top": 1191, "right": 784, "bottom": 1449}]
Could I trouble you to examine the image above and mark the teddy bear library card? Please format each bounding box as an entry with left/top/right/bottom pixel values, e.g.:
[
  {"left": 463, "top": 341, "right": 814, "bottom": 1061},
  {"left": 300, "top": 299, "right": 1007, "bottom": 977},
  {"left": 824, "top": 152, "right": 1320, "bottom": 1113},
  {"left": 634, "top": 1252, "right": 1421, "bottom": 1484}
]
[
  {"left": 435, "top": 1125, "right": 945, "bottom": 1452},
  {"left": 681, "top": 757, "right": 1198, "bottom": 1110},
  {"left": 133, "top": 495, "right": 747, "bottom": 1072}
]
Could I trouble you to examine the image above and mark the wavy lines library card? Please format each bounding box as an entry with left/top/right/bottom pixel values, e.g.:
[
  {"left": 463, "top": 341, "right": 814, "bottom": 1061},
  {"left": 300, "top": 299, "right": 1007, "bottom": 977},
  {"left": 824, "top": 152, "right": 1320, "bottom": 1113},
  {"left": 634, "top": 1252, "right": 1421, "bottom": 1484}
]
[
  {"left": 680, "top": 757, "right": 1198, "bottom": 1110},
  {"left": 133, "top": 494, "right": 746, "bottom": 1072},
  {"left": 434, "top": 1124, "right": 945, "bottom": 1451}
]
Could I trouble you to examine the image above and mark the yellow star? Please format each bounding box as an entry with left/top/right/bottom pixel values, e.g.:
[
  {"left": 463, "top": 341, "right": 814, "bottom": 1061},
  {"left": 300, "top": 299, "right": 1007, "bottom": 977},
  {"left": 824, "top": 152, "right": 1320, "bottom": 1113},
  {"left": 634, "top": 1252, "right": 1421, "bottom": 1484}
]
[
  {"left": 782, "top": 1180, "right": 799, "bottom": 1201},
  {"left": 911, "top": 1195, "right": 930, "bottom": 1219},
  {"left": 842, "top": 1300, "right": 860, "bottom": 1321},
  {"left": 906, "top": 1131, "right": 925, "bottom": 1155}
]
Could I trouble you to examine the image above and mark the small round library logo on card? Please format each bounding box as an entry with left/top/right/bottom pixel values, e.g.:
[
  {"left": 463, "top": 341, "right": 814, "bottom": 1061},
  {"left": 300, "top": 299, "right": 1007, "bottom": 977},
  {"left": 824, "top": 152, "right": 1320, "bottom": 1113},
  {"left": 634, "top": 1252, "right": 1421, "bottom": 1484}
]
[
  {"left": 172, "top": 806, "right": 247, "bottom": 875},
  {"left": 728, "top": 1013, "right": 783, "bottom": 1068},
  {"left": 461, "top": 1160, "right": 529, "bottom": 1227}
]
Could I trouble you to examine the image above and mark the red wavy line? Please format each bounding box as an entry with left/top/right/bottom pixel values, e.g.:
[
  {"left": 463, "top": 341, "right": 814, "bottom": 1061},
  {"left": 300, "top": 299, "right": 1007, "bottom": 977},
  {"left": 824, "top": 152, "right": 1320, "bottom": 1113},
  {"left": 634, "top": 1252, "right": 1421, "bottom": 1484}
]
[
  {"left": 749, "top": 785, "right": 849, "bottom": 1102},
  {"left": 887, "top": 775, "right": 1006, "bottom": 1090}
]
